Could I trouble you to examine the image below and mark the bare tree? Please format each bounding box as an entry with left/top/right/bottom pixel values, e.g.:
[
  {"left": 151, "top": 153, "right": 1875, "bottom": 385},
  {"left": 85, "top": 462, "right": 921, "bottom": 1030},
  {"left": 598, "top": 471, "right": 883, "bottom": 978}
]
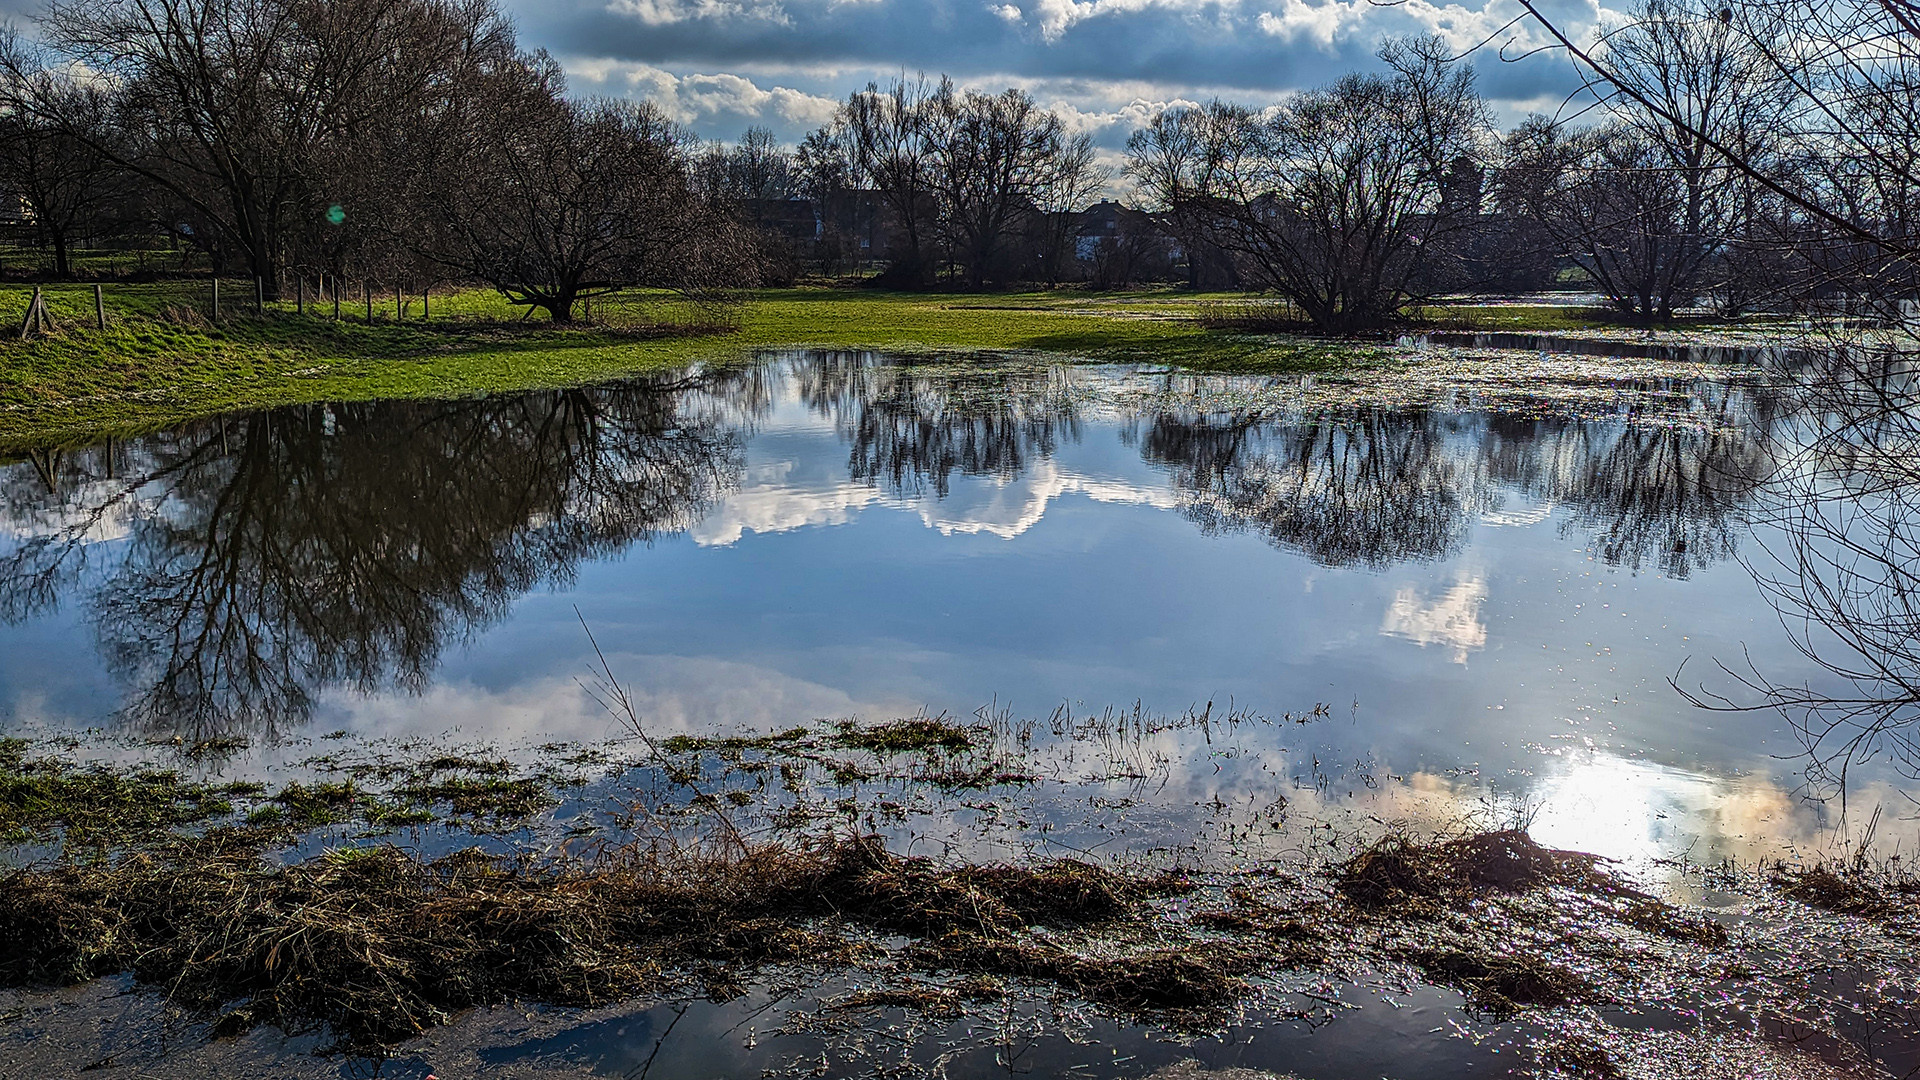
[
  {"left": 1124, "top": 99, "right": 1260, "bottom": 291},
  {"left": 27, "top": 0, "right": 510, "bottom": 297},
  {"left": 421, "top": 95, "right": 755, "bottom": 322},
  {"left": 1024, "top": 124, "right": 1105, "bottom": 284},
  {"left": 1514, "top": 0, "right": 1920, "bottom": 303},
  {"left": 920, "top": 81, "right": 1099, "bottom": 288},
  {"left": 0, "top": 39, "right": 133, "bottom": 278},
  {"left": 695, "top": 126, "right": 793, "bottom": 201},
  {"left": 1502, "top": 0, "right": 1784, "bottom": 318},
  {"left": 844, "top": 76, "right": 939, "bottom": 286},
  {"left": 1502, "top": 118, "right": 1716, "bottom": 318},
  {"left": 1127, "top": 37, "right": 1491, "bottom": 333}
]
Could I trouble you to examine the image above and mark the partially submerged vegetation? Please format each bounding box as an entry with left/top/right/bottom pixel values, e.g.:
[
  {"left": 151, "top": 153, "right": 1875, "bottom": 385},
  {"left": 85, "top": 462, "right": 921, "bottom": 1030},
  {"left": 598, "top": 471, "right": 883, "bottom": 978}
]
[
  {"left": 4, "top": 730, "right": 1915, "bottom": 1072},
  {"left": 0, "top": 738, "right": 566, "bottom": 848}
]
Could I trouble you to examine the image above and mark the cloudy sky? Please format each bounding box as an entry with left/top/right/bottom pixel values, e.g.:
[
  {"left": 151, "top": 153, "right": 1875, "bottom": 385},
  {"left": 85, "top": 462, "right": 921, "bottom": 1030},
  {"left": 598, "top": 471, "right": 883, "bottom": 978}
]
[{"left": 502, "top": 0, "right": 1620, "bottom": 155}]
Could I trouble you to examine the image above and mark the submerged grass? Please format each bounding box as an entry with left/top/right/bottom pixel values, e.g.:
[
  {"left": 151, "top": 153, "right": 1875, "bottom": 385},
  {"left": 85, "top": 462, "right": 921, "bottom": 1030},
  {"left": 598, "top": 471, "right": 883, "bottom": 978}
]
[
  {"left": 0, "top": 742, "right": 560, "bottom": 849},
  {"left": 0, "top": 739, "right": 242, "bottom": 845}
]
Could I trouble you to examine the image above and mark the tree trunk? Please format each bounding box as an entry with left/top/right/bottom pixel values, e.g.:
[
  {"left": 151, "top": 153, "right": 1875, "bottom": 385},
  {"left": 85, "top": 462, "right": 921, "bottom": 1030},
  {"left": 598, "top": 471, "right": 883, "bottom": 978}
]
[
  {"left": 247, "top": 249, "right": 282, "bottom": 302},
  {"left": 51, "top": 230, "right": 70, "bottom": 279}
]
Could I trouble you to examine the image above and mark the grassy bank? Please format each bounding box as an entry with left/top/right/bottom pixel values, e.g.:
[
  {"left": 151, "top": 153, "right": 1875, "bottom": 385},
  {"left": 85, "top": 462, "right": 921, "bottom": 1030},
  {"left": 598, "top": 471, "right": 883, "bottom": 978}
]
[{"left": 0, "top": 284, "right": 1395, "bottom": 449}]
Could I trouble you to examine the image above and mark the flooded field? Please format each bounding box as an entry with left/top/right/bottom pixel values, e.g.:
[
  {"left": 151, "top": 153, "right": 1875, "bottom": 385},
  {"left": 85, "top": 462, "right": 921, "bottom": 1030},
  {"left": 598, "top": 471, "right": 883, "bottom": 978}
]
[{"left": 2, "top": 349, "right": 1916, "bottom": 1077}]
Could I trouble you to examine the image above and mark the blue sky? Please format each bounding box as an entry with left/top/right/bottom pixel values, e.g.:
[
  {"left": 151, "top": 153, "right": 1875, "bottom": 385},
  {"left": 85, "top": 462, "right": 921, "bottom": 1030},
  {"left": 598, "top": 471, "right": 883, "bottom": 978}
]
[{"left": 503, "top": 0, "right": 1618, "bottom": 156}]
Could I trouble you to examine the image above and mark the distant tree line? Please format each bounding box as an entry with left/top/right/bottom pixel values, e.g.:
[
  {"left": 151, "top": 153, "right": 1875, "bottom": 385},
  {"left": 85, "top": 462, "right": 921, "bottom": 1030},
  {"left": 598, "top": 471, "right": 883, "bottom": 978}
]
[{"left": 0, "top": 0, "right": 1914, "bottom": 331}]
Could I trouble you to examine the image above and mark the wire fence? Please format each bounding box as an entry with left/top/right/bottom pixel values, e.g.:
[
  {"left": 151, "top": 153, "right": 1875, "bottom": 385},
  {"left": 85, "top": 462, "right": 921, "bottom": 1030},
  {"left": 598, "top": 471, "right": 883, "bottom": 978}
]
[{"left": 0, "top": 279, "right": 711, "bottom": 339}]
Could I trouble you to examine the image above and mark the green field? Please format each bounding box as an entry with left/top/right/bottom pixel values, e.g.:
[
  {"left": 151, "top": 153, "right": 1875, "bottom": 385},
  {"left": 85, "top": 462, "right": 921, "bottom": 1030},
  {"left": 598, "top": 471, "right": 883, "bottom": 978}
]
[{"left": 0, "top": 282, "right": 1639, "bottom": 449}]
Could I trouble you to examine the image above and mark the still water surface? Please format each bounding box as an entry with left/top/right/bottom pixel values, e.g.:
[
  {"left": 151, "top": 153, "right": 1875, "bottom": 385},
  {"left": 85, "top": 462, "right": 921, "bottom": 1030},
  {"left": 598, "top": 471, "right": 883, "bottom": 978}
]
[{"left": 0, "top": 350, "right": 1897, "bottom": 870}]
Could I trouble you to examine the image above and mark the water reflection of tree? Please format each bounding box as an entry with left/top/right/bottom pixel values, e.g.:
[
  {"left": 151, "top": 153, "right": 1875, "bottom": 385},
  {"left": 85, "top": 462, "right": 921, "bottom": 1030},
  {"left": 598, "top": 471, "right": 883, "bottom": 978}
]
[
  {"left": 0, "top": 384, "right": 741, "bottom": 741},
  {"left": 1142, "top": 407, "right": 1490, "bottom": 568},
  {"left": 1140, "top": 385, "right": 1772, "bottom": 573},
  {"left": 790, "top": 351, "right": 1082, "bottom": 498},
  {"left": 1479, "top": 385, "right": 1775, "bottom": 578}
]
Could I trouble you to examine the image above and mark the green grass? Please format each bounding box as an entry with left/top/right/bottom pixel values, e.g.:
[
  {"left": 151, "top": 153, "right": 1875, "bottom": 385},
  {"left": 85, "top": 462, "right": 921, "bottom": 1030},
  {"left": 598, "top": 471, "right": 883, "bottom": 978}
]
[
  {"left": 0, "top": 284, "right": 1377, "bottom": 449},
  {"left": 0, "top": 738, "right": 238, "bottom": 846},
  {"left": 4, "top": 281, "right": 1785, "bottom": 451}
]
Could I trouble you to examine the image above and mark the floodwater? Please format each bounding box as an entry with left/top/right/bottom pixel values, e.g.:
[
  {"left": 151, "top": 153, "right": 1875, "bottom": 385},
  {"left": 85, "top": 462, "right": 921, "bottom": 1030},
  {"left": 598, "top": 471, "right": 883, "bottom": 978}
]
[{"left": 1, "top": 348, "right": 1914, "bottom": 1076}]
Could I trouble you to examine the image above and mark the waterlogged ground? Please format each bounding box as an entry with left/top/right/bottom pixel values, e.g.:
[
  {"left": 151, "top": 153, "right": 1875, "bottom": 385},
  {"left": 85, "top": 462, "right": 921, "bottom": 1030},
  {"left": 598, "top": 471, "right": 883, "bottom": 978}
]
[{"left": 1, "top": 348, "right": 1917, "bottom": 1077}]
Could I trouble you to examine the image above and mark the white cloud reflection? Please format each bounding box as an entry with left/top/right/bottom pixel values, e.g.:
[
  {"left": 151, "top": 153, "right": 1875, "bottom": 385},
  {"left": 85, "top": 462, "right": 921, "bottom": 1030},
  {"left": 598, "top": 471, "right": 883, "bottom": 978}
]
[
  {"left": 1381, "top": 574, "right": 1488, "bottom": 663},
  {"left": 691, "top": 460, "right": 1178, "bottom": 545}
]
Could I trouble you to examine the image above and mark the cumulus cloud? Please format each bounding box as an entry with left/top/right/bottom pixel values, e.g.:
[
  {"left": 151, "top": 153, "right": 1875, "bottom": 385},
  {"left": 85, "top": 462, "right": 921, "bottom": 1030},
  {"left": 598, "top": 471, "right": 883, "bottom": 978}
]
[
  {"left": 1255, "top": 0, "right": 1367, "bottom": 47},
  {"left": 508, "top": 0, "right": 1605, "bottom": 145},
  {"left": 607, "top": 0, "right": 792, "bottom": 26},
  {"left": 560, "top": 57, "right": 842, "bottom": 131}
]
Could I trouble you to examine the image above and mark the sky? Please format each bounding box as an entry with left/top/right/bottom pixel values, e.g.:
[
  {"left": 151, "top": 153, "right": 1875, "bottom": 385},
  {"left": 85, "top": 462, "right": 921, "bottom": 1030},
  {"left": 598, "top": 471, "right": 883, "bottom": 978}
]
[
  {"left": 503, "top": 0, "right": 1622, "bottom": 159},
  {"left": 0, "top": 0, "right": 1625, "bottom": 175}
]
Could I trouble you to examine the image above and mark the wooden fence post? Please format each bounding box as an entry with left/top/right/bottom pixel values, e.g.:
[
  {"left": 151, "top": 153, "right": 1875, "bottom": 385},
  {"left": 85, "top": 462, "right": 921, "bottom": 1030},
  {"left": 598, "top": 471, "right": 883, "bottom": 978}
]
[
  {"left": 211, "top": 278, "right": 220, "bottom": 322},
  {"left": 254, "top": 277, "right": 263, "bottom": 313},
  {"left": 333, "top": 279, "right": 341, "bottom": 321},
  {"left": 18, "top": 285, "right": 54, "bottom": 339},
  {"left": 365, "top": 281, "right": 373, "bottom": 323},
  {"left": 94, "top": 284, "right": 104, "bottom": 331},
  {"left": 395, "top": 284, "right": 401, "bottom": 321},
  {"left": 422, "top": 287, "right": 429, "bottom": 321}
]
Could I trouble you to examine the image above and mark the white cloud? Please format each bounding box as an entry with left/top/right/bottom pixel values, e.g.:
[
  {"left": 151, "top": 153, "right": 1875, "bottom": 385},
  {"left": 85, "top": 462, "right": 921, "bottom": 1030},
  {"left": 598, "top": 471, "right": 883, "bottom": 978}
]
[
  {"left": 1254, "top": 0, "right": 1364, "bottom": 46},
  {"left": 999, "top": 0, "right": 1241, "bottom": 42},
  {"left": 606, "top": 0, "right": 791, "bottom": 26},
  {"left": 560, "top": 57, "right": 842, "bottom": 128}
]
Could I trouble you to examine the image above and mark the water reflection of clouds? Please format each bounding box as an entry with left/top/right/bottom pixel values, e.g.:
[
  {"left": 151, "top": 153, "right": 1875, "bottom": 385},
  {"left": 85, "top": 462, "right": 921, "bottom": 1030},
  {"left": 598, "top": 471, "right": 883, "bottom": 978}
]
[
  {"left": 317, "top": 654, "right": 911, "bottom": 742},
  {"left": 1, "top": 352, "right": 1889, "bottom": 867},
  {"left": 1381, "top": 574, "right": 1488, "bottom": 663},
  {"left": 688, "top": 460, "right": 883, "bottom": 545},
  {"left": 693, "top": 456, "right": 1177, "bottom": 545}
]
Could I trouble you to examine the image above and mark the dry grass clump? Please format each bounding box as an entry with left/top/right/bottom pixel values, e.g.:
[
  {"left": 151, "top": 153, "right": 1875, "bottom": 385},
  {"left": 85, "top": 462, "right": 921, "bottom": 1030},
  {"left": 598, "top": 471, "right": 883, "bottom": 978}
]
[
  {"left": 1336, "top": 829, "right": 1613, "bottom": 913},
  {"left": 1621, "top": 897, "right": 1729, "bottom": 946},
  {"left": 1770, "top": 864, "right": 1905, "bottom": 918},
  {"left": 914, "top": 933, "right": 1258, "bottom": 1013},
  {"left": 1536, "top": 1033, "right": 1622, "bottom": 1078},
  {"left": 0, "top": 833, "right": 1192, "bottom": 1054},
  {"left": 1194, "top": 300, "right": 1311, "bottom": 332},
  {"left": 1399, "top": 947, "right": 1587, "bottom": 1015}
]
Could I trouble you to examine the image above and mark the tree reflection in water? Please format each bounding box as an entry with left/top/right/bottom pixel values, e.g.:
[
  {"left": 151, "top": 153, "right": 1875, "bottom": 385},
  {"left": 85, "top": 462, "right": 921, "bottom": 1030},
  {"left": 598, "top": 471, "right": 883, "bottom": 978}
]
[
  {"left": 0, "top": 381, "right": 743, "bottom": 741},
  {"left": 1137, "top": 381, "right": 1771, "bottom": 573},
  {"left": 792, "top": 350, "right": 1081, "bottom": 498},
  {"left": 1479, "top": 381, "right": 1779, "bottom": 578},
  {"left": 1141, "top": 407, "right": 1491, "bottom": 568},
  {"left": 0, "top": 352, "right": 1784, "bottom": 747}
]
